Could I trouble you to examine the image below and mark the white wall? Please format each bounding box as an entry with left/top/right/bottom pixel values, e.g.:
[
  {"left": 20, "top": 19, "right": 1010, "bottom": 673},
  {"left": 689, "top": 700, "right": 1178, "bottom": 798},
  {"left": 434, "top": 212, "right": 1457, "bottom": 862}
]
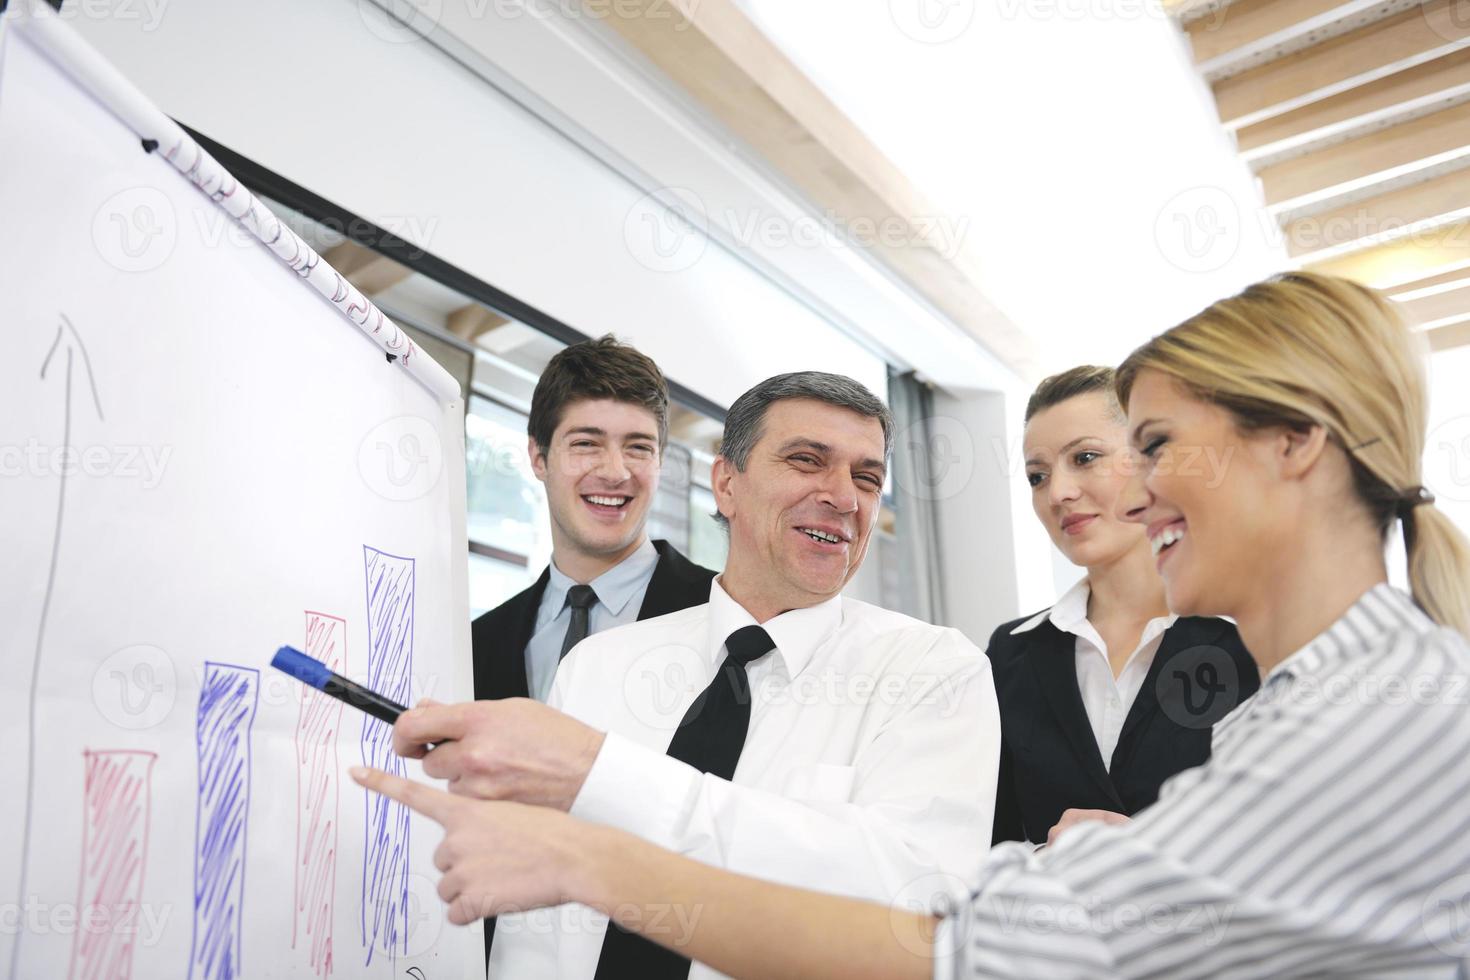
[
  {"left": 923, "top": 390, "right": 1028, "bottom": 643},
  {"left": 64, "top": 0, "right": 892, "bottom": 409}
]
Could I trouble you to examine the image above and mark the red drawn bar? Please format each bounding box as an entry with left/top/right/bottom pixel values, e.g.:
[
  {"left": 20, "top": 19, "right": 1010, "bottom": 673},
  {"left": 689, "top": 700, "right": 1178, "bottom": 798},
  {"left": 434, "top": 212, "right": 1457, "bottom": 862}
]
[
  {"left": 294, "top": 611, "right": 347, "bottom": 977},
  {"left": 68, "top": 749, "right": 157, "bottom": 980}
]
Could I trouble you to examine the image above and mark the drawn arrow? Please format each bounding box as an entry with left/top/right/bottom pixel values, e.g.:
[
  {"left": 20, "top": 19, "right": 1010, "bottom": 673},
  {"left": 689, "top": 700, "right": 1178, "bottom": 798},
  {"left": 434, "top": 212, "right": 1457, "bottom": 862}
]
[{"left": 9, "top": 314, "right": 103, "bottom": 980}]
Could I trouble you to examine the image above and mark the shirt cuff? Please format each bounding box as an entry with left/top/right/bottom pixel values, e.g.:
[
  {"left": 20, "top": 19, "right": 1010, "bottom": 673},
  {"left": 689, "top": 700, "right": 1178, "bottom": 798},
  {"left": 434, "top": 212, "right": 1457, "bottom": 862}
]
[{"left": 570, "top": 731, "right": 699, "bottom": 851}]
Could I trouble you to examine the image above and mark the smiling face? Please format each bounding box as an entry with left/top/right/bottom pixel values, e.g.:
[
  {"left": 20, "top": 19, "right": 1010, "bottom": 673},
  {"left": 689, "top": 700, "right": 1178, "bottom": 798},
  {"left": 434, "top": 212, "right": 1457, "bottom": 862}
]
[
  {"left": 1120, "top": 369, "right": 1287, "bottom": 618},
  {"left": 1024, "top": 391, "right": 1148, "bottom": 569},
  {"left": 530, "top": 397, "right": 661, "bottom": 565},
  {"left": 713, "top": 398, "right": 886, "bottom": 614}
]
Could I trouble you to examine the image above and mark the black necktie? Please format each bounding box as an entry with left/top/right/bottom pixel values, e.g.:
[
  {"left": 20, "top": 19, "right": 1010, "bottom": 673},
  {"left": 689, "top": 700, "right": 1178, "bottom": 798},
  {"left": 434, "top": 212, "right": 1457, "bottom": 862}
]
[
  {"left": 593, "top": 625, "right": 777, "bottom": 980},
  {"left": 559, "top": 585, "right": 599, "bottom": 660}
]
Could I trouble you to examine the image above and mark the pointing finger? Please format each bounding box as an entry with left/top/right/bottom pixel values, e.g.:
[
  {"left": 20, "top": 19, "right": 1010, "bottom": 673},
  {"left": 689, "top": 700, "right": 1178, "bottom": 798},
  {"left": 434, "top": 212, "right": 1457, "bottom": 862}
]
[{"left": 350, "top": 766, "right": 457, "bottom": 825}]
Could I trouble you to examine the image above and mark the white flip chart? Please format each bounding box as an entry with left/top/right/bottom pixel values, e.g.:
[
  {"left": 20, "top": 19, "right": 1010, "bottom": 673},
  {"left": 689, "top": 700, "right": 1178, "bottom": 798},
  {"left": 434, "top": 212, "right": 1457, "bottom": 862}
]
[{"left": 0, "top": 2, "right": 478, "bottom": 977}]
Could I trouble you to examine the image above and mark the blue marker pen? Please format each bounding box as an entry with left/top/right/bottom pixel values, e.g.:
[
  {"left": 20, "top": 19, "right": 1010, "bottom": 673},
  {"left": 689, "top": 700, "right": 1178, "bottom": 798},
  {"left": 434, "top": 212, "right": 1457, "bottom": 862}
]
[{"left": 271, "top": 645, "right": 408, "bottom": 727}]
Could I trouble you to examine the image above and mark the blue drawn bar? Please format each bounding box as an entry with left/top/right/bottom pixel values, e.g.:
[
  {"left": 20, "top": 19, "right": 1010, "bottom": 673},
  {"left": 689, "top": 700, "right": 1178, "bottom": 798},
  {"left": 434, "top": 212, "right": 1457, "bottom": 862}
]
[
  {"left": 361, "top": 546, "right": 415, "bottom": 964},
  {"left": 189, "top": 663, "right": 260, "bottom": 980}
]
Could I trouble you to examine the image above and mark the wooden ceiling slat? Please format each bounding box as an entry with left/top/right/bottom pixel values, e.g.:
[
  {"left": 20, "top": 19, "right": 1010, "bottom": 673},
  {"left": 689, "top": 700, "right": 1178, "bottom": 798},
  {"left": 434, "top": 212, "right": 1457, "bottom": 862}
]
[
  {"left": 1425, "top": 317, "right": 1470, "bottom": 349},
  {"left": 1394, "top": 276, "right": 1470, "bottom": 324},
  {"left": 1306, "top": 218, "right": 1470, "bottom": 287},
  {"left": 1258, "top": 98, "right": 1470, "bottom": 212},
  {"left": 1165, "top": 0, "right": 1242, "bottom": 24},
  {"left": 1285, "top": 165, "right": 1470, "bottom": 259},
  {"left": 1236, "top": 48, "right": 1470, "bottom": 163},
  {"left": 1386, "top": 263, "right": 1470, "bottom": 293},
  {"left": 1213, "top": 0, "right": 1470, "bottom": 130},
  {"left": 1190, "top": 0, "right": 1414, "bottom": 81},
  {"left": 1172, "top": 0, "right": 1470, "bottom": 317},
  {"left": 1188, "top": 0, "right": 1346, "bottom": 65}
]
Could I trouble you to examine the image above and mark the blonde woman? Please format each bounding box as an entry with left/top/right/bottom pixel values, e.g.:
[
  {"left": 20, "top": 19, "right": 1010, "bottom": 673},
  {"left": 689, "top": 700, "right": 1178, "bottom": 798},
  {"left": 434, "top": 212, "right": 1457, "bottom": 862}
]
[{"left": 357, "top": 272, "right": 1470, "bottom": 978}]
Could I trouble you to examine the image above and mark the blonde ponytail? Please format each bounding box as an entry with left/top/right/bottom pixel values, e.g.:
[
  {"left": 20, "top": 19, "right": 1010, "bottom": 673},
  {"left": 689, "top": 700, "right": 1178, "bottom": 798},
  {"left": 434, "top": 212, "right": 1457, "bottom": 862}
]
[{"left": 1405, "top": 503, "right": 1470, "bottom": 638}]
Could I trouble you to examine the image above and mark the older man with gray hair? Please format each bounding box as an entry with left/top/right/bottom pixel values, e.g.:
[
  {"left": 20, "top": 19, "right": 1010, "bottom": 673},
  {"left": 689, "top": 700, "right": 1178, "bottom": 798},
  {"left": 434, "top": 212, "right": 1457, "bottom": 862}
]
[{"left": 390, "top": 372, "right": 1000, "bottom": 980}]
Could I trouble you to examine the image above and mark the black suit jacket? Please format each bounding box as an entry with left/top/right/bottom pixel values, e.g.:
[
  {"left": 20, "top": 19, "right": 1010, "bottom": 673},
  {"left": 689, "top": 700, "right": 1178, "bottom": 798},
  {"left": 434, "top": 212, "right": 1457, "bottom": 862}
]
[
  {"left": 987, "top": 611, "right": 1258, "bottom": 845},
  {"left": 472, "top": 538, "right": 716, "bottom": 702}
]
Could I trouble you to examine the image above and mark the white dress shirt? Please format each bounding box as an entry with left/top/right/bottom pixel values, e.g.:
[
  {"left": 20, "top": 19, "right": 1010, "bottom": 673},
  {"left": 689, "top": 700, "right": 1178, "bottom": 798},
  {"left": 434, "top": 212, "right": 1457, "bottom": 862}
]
[
  {"left": 524, "top": 538, "right": 659, "bottom": 702},
  {"left": 490, "top": 577, "right": 1001, "bottom": 979},
  {"left": 937, "top": 583, "right": 1470, "bottom": 978},
  {"left": 1008, "top": 577, "right": 1176, "bottom": 769}
]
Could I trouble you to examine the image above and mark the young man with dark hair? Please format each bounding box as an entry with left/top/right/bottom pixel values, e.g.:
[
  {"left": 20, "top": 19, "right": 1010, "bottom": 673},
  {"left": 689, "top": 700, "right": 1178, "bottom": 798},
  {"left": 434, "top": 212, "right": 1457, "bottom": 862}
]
[{"left": 471, "top": 334, "right": 714, "bottom": 704}]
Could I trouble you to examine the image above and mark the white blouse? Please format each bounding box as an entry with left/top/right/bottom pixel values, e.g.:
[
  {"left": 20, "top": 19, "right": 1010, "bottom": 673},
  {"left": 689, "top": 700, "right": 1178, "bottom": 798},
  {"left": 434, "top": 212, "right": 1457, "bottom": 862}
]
[{"left": 1008, "top": 577, "right": 1177, "bottom": 768}]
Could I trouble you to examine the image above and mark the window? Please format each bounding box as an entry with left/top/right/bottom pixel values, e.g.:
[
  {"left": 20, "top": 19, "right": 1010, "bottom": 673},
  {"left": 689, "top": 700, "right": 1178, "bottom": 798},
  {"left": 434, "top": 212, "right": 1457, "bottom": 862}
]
[
  {"left": 465, "top": 394, "right": 549, "bottom": 616},
  {"left": 687, "top": 484, "right": 729, "bottom": 571}
]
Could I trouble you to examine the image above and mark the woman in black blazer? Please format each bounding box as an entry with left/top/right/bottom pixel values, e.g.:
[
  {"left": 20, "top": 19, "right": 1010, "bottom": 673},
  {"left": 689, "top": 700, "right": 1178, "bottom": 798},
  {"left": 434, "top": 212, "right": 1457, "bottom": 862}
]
[{"left": 989, "top": 365, "right": 1259, "bottom": 846}]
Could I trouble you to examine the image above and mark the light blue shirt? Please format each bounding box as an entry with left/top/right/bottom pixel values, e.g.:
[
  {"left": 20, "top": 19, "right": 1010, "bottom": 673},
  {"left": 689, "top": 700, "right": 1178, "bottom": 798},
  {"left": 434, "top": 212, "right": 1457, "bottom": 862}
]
[{"left": 524, "top": 537, "right": 659, "bottom": 702}]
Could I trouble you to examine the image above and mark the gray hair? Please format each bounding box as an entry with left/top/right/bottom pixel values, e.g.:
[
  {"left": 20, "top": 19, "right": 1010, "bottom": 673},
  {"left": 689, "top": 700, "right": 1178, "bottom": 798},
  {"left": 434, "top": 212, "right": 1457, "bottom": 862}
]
[{"left": 713, "top": 371, "right": 893, "bottom": 530}]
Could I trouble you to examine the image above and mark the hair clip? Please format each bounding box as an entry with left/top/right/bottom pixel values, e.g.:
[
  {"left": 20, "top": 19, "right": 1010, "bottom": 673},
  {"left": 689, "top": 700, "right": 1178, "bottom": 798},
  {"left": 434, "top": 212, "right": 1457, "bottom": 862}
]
[{"left": 1396, "top": 486, "right": 1435, "bottom": 518}]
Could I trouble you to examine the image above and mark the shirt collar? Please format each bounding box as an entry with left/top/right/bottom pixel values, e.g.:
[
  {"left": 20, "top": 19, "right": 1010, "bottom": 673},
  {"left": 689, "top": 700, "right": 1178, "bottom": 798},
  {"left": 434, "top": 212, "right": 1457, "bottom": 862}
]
[
  {"left": 1049, "top": 576, "right": 1094, "bottom": 632},
  {"left": 1266, "top": 582, "right": 1435, "bottom": 682},
  {"left": 546, "top": 537, "right": 659, "bottom": 617},
  {"left": 1008, "top": 576, "right": 1091, "bottom": 635},
  {"left": 1009, "top": 575, "right": 1179, "bottom": 646},
  {"left": 706, "top": 576, "right": 843, "bottom": 679}
]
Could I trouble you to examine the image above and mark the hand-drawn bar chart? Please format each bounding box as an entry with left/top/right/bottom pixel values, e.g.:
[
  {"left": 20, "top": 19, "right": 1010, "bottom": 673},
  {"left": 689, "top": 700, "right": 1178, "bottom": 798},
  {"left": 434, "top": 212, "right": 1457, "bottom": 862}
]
[
  {"left": 189, "top": 663, "right": 260, "bottom": 980},
  {"left": 294, "top": 611, "right": 347, "bottom": 978},
  {"left": 67, "top": 750, "right": 156, "bottom": 980},
  {"left": 361, "top": 546, "right": 415, "bottom": 965}
]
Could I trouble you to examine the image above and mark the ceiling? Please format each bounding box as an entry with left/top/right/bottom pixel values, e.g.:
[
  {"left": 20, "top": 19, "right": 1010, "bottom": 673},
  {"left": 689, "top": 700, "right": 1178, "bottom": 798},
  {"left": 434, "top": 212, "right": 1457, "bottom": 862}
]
[{"left": 1169, "top": 0, "right": 1470, "bottom": 351}]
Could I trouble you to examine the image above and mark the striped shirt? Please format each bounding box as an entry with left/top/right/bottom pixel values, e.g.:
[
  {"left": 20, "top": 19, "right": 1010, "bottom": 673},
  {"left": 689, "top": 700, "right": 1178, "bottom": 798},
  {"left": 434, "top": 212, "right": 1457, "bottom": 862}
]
[{"left": 936, "top": 583, "right": 1470, "bottom": 979}]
